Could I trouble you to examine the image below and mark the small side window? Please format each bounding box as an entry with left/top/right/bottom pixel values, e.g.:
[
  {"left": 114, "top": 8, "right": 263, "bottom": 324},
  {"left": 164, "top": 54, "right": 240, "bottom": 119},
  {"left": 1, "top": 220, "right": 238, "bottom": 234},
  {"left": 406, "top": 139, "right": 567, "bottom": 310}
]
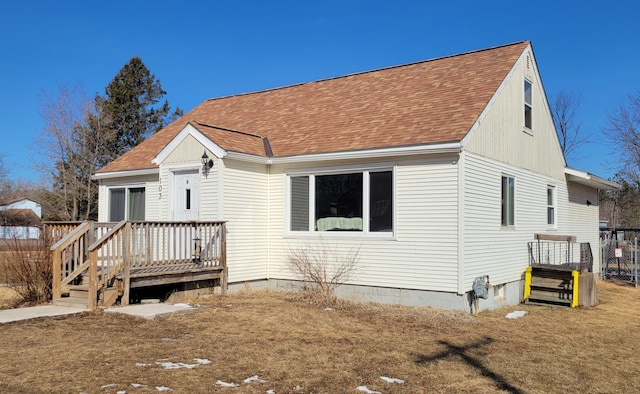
[
  {"left": 501, "top": 176, "right": 515, "bottom": 226},
  {"left": 524, "top": 80, "right": 532, "bottom": 130},
  {"left": 547, "top": 186, "right": 555, "bottom": 226}
]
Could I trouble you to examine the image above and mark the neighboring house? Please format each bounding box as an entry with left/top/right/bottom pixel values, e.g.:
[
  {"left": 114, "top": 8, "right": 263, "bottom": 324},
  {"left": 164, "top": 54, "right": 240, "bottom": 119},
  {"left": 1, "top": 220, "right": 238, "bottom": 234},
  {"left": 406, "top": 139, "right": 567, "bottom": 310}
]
[
  {"left": 0, "top": 198, "right": 42, "bottom": 239},
  {"left": 94, "top": 41, "right": 618, "bottom": 311}
]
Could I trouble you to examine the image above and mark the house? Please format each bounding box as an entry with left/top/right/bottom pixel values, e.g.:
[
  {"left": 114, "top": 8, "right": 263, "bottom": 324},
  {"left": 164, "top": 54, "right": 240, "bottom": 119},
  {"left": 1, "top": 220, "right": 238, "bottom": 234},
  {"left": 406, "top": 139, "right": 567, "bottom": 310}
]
[
  {"left": 0, "top": 198, "right": 42, "bottom": 239},
  {"left": 93, "top": 41, "right": 618, "bottom": 311}
]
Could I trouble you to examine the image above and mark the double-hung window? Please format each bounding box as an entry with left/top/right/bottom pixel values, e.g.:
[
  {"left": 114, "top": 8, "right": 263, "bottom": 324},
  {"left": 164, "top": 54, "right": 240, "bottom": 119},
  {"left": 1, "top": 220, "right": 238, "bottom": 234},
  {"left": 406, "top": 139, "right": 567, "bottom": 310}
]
[
  {"left": 501, "top": 176, "right": 515, "bottom": 226},
  {"left": 547, "top": 186, "right": 556, "bottom": 226},
  {"left": 524, "top": 80, "right": 532, "bottom": 130},
  {"left": 289, "top": 167, "right": 393, "bottom": 234},
  {"left": 109, "top": 187, "right": 146, "bottom": 221}
]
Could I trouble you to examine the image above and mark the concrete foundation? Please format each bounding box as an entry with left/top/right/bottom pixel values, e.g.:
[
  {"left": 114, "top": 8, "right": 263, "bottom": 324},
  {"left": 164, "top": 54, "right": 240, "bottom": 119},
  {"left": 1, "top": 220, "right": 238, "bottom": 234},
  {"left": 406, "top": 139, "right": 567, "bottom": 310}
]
[{"left": 227, "top": 278, "right": 525, "bottom": 312}]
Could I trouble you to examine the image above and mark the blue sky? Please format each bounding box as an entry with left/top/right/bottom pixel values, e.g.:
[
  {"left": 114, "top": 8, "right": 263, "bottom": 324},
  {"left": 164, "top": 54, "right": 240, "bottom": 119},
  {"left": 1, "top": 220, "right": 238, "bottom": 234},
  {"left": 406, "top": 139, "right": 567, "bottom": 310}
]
[{"left": 1, "top": 1, "right": 637, "bottom": 182}]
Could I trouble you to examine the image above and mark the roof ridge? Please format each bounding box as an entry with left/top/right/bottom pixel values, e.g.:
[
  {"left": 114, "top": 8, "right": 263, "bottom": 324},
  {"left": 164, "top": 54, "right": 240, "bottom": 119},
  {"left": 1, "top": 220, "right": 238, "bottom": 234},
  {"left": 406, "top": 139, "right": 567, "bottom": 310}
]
[{"left": 203, "top": 40, "right": 529, "bottom": 102}]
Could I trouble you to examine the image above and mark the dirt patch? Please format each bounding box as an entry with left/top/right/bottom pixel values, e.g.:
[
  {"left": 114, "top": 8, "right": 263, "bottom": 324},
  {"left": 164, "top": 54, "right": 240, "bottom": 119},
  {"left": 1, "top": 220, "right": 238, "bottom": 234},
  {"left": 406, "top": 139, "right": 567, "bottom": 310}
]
[{"left": 0, "top": 282, "right": 639, "bottom": 393}]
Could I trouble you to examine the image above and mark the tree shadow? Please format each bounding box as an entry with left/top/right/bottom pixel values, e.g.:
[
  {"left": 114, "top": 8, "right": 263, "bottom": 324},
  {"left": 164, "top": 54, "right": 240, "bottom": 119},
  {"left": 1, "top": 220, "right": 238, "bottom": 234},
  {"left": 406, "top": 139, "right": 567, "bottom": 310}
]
[{"left": 414, "top": 336, "right": 523, "bottom": 394}]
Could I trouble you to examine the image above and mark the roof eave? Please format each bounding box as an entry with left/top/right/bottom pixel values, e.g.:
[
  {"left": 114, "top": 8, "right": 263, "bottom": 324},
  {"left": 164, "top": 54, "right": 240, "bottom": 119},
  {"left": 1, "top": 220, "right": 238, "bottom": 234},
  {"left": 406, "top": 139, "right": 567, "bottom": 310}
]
[
  {"left": 269, "top": 142, "right": 463, "bottom": 165},
  {"left": 92, "top": 167, "right": 159, "bottom": 181},
  {"left": 565, "top": 167, "right": 620, "bottom": 190}
]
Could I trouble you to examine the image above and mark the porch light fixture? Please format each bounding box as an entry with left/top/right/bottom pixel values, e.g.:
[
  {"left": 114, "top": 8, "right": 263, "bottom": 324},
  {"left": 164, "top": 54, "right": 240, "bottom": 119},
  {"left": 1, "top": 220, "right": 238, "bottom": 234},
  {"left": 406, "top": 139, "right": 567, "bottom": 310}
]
[{"left": 201, "top": 151, "right": 214, "bottom": 171}]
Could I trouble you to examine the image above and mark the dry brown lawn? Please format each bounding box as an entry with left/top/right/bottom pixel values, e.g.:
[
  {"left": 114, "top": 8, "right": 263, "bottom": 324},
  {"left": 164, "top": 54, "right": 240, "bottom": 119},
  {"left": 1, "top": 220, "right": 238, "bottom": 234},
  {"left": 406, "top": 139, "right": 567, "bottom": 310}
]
[{"left": 1, "top": 281, "right": 640, "bottom": 393}]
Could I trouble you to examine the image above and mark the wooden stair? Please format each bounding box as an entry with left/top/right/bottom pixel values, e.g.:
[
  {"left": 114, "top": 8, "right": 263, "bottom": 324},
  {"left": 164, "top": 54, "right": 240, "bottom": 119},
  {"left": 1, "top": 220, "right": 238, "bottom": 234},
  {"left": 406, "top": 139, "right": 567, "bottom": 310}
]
[
  {"left": 527, "top": 270, "right": 574, "bottom": 306},
  {"left": 524, "top": 265, "right": 598, "bottom": 308},
  {"left": 53, "top": 274, "right": 123, "bottom": 309},
  {"left": 54, "top": 284, "right": 90, "bottom": 309}
]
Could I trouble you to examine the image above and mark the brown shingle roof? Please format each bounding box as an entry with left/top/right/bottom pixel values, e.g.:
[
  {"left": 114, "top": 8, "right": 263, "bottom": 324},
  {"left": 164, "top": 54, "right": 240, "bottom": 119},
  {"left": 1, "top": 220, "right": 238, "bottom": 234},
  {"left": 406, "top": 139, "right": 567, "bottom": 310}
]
[
  {"left": 98, "top": 41, "right": 529, "bottom": 173},
  {"left": 0, "top": 209, "right": 41, "bottom": 227}
]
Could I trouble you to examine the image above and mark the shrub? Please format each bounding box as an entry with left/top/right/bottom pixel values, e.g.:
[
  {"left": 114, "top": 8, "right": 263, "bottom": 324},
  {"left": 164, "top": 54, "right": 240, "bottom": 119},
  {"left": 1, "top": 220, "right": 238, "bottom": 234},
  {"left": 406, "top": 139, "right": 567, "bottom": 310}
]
[
  {"left": 0, "top": 233, "right": 53, "bottom": 305},
  {"left": 287, "top": 239, "right": 360, "bottom": 301}
]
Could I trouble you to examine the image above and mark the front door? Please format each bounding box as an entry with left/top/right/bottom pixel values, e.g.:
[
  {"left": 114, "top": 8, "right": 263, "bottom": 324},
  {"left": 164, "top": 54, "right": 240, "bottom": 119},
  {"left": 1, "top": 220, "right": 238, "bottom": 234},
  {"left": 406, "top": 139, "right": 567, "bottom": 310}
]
[{"left": 173, "top": 170, "right": 200, "bottom": 221}]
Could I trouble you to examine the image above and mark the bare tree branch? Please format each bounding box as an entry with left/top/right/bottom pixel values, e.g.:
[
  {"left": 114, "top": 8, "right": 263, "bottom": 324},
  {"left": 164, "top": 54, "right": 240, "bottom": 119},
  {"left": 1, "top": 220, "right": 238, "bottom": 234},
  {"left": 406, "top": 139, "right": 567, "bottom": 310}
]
[
  {"left": 604, "top": 91, "right": 640, "bottom": 186},
  {"left": 551, "top": 91, "right": 587, "bottom": 163}
]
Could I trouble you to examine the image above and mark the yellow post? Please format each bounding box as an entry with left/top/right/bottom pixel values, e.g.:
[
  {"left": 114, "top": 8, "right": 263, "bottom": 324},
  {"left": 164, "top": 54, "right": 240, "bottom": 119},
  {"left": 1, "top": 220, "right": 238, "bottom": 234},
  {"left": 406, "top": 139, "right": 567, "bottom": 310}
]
[
  {"left": 524, "top": 266, "right": 532, "bottom": 300},
  {"left": 571, "top": 270, "right": 579, "bottom": 308}
]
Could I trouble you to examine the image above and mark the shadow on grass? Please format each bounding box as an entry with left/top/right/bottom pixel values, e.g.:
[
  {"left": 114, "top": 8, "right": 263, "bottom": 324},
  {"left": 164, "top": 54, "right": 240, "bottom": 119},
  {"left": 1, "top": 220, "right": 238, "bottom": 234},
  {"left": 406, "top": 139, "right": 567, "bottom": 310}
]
[{"left": 414, "top": 336, "right": 523, "bottom": 394}]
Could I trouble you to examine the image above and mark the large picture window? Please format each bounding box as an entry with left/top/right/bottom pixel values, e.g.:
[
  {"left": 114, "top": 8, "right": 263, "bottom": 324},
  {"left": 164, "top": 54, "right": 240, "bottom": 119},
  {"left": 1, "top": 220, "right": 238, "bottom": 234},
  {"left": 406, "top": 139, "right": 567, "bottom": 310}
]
[
  {"left": 109, "top": 187, "right": 146, "bottom": 221},
  {"left": 289, "top": 168, "right": 393, "bottom": 233}
]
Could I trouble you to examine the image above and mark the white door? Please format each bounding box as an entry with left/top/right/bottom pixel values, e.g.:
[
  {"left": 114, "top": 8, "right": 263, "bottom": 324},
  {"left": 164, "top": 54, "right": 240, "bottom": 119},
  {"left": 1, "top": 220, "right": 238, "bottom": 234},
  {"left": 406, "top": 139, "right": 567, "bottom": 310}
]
[{"left": 173, "top": 170, "right": 200, "bottom": 221}]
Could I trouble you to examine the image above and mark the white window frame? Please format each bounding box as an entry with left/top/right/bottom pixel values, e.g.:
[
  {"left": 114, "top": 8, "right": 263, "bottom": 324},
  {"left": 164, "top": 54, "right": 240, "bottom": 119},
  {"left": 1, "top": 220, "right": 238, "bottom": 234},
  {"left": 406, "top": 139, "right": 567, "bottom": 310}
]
[
  {"left": 108, "top": 184, "right": 146, "bottom": 222},
  {"left": 524, "top": 79, "right": 533, "bottom": 132},
  {"left": 285, "top": 163, "right": 396, "bottom": 238},
  {"left": 501, "top": 175, "right": 515, "bottom": 227},
  {"left": 547, "top": 185, "right": 556, "bottom": 228}
]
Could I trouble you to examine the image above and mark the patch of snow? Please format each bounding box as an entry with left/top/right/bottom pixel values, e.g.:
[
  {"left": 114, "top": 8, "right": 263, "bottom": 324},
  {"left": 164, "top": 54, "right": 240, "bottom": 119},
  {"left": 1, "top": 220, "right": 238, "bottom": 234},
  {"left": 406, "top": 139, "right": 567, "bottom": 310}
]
[
  {"left": 117, "top": 391, "right": 126, "bottom": 394},
  {"left": 266, "top": 390, "right": 275, "bottom": 394},
  {"left": 194, "top": 358, "right": 211, "bottom": 365},
  {"left": 356, "top": 386, "right": 381, "bottom": 394},
  {"left": 324, "top": 307, "right": 334, "bottom": 311},
  {"left": 244, "top": 375, "right": 266, "bottom": 383},
  {"left": 505, "top": 310, "right": 528, "bottom": 319},
  {"left": 173, "top": 303, "right": 191, "bottom": 308},
  {"left": 135, "top": 362, "right": 151, "bottom": 367},
  {"left": 101, "top": 383, "right": 117, "bottom": 389},
  {"left": 380, "top": 376, "right": 404, "bottom": 384},
  {"left": 155, "top": 386, "right": 173, "bottom": 391},
  {"left": 131, "top": 383, "right": 146, "bottom": 388},
  {"left": 156, "top": 361, "right": 198, "bottom": 369},
  {"left": 216, "top": 380, "right": 239, "bottom": 387}
]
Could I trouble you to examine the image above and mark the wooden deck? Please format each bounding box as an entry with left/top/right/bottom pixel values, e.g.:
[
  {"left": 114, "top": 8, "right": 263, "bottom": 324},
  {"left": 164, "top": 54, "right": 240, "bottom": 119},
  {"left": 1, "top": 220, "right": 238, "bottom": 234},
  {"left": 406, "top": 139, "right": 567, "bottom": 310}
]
[
  {"left": 48, "top": 220, "right": 227, "bottom": 309},
  {"left": 525, "top": 235, "right": 597, "bottom": 307}
]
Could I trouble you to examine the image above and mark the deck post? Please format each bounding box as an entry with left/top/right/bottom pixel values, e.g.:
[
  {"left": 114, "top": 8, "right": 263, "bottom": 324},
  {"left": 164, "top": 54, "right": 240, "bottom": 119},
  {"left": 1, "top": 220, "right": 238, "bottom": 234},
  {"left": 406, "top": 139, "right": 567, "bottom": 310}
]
[
  {"left": 122, "top": 222, "right": 132, "bottom": 306},
  {"left": 88, "top": 249, "right": 98, "bottom": 310},
  {"left": 221, "top": 222, "right": 227, "bottom": 295},
  {"left": 571, "top": 270, "right": 579, "bottom": 308},
  {"left": 52, "top": 246, "right": 61, "bottom": 302}
]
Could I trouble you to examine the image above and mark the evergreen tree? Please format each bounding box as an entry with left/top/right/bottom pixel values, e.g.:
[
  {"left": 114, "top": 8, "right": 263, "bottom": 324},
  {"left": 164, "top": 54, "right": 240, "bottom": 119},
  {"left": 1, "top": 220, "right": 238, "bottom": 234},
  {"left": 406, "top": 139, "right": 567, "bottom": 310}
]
[
  {"left": 98, "top": 56, "right": 182, "bottom": 161},
  {"left": 36, "top": 58, "right": 182, "bottom": 221}
]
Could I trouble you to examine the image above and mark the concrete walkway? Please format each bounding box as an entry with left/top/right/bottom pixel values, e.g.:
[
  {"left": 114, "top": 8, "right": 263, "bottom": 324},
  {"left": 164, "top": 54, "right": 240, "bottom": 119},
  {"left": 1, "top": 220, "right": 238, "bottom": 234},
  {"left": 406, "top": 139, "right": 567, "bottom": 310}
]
[{"left": 0, "top": 303, "right": 198, "bottom": 324}]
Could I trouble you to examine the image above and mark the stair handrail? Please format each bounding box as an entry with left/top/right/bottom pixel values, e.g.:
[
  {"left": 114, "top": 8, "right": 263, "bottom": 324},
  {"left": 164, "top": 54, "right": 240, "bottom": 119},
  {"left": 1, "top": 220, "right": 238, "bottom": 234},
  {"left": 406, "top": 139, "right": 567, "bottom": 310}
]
[
  {"left": 50, "top": 222, "right": 91, "bottom": 253},
  {"left": 87, "top": 220, "right": 129, "bottom": 310},
  {"left": 50, "top": 222, "right": 92, "bottom": 303},
  {"left": 88, "top": 220, "right": 128, "bottom": 251}
]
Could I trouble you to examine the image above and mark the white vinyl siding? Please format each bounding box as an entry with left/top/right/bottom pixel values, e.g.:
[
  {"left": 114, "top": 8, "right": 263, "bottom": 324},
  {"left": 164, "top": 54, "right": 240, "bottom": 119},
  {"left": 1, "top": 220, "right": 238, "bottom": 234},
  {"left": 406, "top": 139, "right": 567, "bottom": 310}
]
[
  {"left": 462, "top": 152, "right": 601, "bottom": 286},
  {"left": 269, "top": 155, "right": 459, "bottom": 292},
  {"left": 464, "top": 48, "right": 565, "bottom": 180},
  {"left": 223, "top": 159, "right": 269, "bottom": 283}
]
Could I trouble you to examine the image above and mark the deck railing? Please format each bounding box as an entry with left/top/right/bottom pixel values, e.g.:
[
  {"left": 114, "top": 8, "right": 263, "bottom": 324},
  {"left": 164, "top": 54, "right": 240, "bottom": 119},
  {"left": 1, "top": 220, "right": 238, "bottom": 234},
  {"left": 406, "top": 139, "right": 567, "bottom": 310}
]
[
  {"left": 50, "top": 221, "right": 227, "bottom": 309},
  {"left": 527, "top": 234, "right": 593, "bottom": 272}
]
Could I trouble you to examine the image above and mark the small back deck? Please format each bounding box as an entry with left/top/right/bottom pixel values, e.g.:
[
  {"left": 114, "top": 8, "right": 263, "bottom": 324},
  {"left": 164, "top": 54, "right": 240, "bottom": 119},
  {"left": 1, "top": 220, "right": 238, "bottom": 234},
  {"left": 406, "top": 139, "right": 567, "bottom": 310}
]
[
  {"left": 525, "top": 234, "right": 597, "bottom": 307},
  {"left": 48, "top": 220, "right": 227, "bottom": 309}
]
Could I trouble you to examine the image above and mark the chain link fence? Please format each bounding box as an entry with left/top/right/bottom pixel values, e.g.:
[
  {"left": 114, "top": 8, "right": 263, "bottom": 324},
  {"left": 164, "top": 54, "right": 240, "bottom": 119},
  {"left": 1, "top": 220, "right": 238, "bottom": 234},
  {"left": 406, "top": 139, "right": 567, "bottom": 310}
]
[{"left": 601, "top": 235, "right": 638, "bottom": 286}]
